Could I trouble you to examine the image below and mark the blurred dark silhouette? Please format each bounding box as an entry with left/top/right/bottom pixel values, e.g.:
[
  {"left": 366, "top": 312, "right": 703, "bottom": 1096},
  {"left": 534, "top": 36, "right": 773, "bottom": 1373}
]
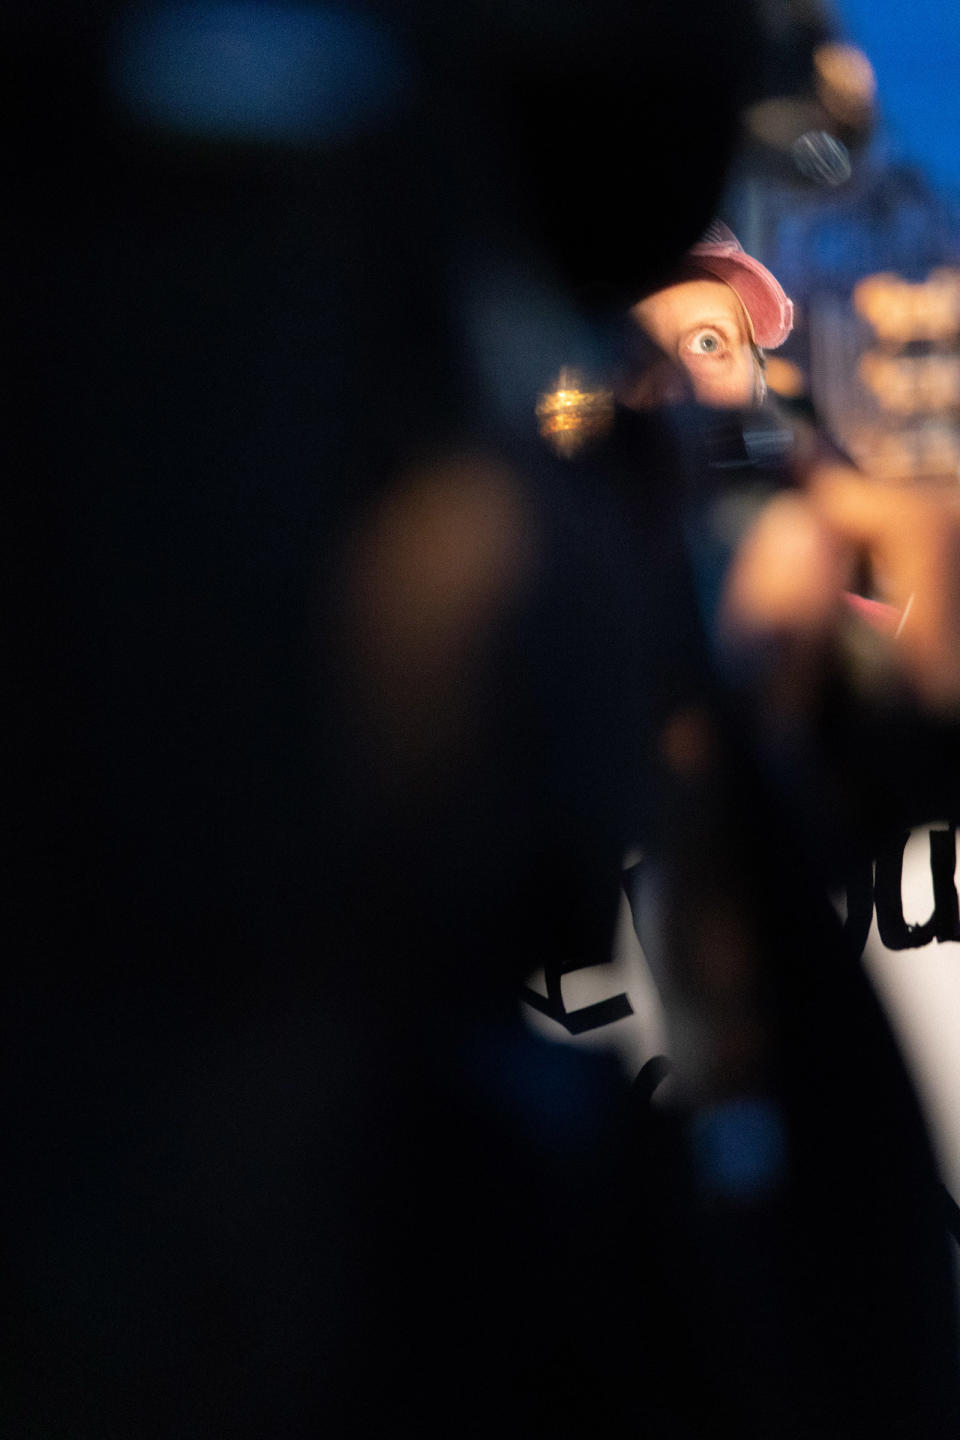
[{"left": 6, "top": 3, "right": 960, "bottom": 1437}]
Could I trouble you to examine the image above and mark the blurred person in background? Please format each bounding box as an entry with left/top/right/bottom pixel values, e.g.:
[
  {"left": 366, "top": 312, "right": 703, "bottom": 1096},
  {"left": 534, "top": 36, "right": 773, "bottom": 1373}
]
[
  {"left": 532, "top": 220, "right": 960, "bottom": 1434},
  {"left": 6, "top": 2, "right": 960, "bottom": 1439},
  {"left": 622, "top": 220, "right": 960, "bottom": 768}
]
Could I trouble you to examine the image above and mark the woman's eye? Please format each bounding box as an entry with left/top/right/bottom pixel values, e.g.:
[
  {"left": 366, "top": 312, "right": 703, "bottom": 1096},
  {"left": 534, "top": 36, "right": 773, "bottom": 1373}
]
[{"left": 689, "top": 330, "right": 723, "bottom": 355}]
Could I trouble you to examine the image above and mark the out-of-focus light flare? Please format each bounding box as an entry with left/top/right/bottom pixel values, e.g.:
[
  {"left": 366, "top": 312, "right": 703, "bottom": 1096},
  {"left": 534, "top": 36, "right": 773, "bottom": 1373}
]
[
  {"left": 536, "top": 368, "right": 614, "bottom": 459},
  {"left": 691, "top": 1096, "right": 788, "bottom": 1201},
  {"left": 814, "top": 42, "right": 876, "bottom": 126},
  {"left": 659, "top": 706, "right": 716, "bottom": 780},
  {"left": 764, "top": 355, "right": 806, "bottom": 399},
  {"left": 342, "top": 454, "right": 533, "bottom": 776},
  {"left": 111, "top": 1, "right": 411, "bottom": 144},
  {"left": 791, "top": 129, "right": 851, "bottom": 186},
  {"left": 745, "top": 96, "right": 823, "bottom": 151},
  {"left": 850, "top": 270, "right": 960, "bottom": 482},
  {"left": 853, "top": 271, "right": 960, "bottom": 345},
  {"left": 859, "top": 352, "right": 960, "bottom": 415},
  {"left": 851, "top": 424, "right": 960, "bottom": 483}
]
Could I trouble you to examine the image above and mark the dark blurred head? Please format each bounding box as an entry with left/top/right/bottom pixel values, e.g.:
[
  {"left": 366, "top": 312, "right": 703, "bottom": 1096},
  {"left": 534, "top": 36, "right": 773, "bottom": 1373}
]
[
  {"left": 6, "top": 0, "right": 777, "bottom": 957},
  {"left": 11, "top": 0, "right": 765, "bottom": 304},
  {"left": 408, "top": 0, "right": 765, "bottom": 303}
]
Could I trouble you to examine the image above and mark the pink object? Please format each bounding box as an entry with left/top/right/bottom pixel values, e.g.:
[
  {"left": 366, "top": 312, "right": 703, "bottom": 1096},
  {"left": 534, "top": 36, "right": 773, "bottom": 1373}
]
[
  {"left": 685, "top": 221, "right": 795, "bottom": 350},
  {"left": 843, "top": 591, "right": 902, "bottom": 634}
]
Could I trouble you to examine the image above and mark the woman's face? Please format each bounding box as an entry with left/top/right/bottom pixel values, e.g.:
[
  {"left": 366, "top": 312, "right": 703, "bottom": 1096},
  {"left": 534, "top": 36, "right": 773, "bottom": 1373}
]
[{"left": 629, "top": 277, "right": 761, "bottom": 409}]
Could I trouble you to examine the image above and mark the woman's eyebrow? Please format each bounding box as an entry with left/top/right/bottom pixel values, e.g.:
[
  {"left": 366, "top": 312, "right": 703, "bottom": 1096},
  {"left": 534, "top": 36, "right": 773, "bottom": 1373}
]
[
  {"left": 684, "top": 317, "right": 735, "bottom": 334},
  {"left": 679, "top": 316, "right": 741, "bottom": 346}
]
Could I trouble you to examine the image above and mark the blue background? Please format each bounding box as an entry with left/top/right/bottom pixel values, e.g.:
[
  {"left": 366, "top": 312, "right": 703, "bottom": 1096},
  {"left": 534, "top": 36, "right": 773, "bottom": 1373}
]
[{"left": 833, "top": 0, "right": 960, "bottom": 199}]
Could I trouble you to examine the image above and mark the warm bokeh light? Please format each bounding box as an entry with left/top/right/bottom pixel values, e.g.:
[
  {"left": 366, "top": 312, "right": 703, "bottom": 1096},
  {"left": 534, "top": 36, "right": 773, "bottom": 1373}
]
[
  {"left": 814, "top": 42, "right": 877, "bottom": 126},
  {"left": 847, "top": 268, "right": 960, "bottom": 481},
  {"left": 765, "top": 355, "right": 806, "bottom": 399},
  {"left": 847, "top": 423, "right": 960, "bottom": 483},
  {"left": 342, "top": 453, "right": 533, "bottom": 776},
  {"left": 744, "top": 96, "right": 823, "bottom": 151},
  {"left": 859, "top": 352, "right": 960, "bottom": 415},
  {"left": 853, "top": 270, "right": 960, "bottom": 345},
  {"left": 536, "top": 368, "right": 614, "bottom": 458}
]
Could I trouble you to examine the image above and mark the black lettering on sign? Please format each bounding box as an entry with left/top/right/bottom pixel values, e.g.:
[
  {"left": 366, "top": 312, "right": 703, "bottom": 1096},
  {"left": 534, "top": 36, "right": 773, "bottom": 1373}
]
[
  {"left": 841, "top": 857, "right": 875, "bottom": 964},
  {"left": 633, "top": 1054, "right": 670, "bottom": 1106},
  {"left": 930, "top": 826, "right": 960, "bottom": 942},
  {"left": 521, "top": 957, "right": 634, "bottom": 1035},
  {"left": 521, "top": 866, "right": 644, "bottom": 1036},
  {"left": 874, "top": 827, "right": 960, "bottom": 952}
]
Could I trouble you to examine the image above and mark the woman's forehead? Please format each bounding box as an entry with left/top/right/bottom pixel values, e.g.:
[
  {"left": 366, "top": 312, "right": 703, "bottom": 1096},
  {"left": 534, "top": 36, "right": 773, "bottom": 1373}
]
[{"left": 631, "top": 278, "right": 749, "bottom": 340}]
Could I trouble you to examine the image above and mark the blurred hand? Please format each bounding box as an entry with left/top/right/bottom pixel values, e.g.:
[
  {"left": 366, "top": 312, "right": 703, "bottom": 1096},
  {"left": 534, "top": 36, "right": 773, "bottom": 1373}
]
[
  {"left": 811, "top": 466, "right": 960, "bottom": 714},
  {"left": 719, "top": 464, "right": 960, "bottom": 719}
]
